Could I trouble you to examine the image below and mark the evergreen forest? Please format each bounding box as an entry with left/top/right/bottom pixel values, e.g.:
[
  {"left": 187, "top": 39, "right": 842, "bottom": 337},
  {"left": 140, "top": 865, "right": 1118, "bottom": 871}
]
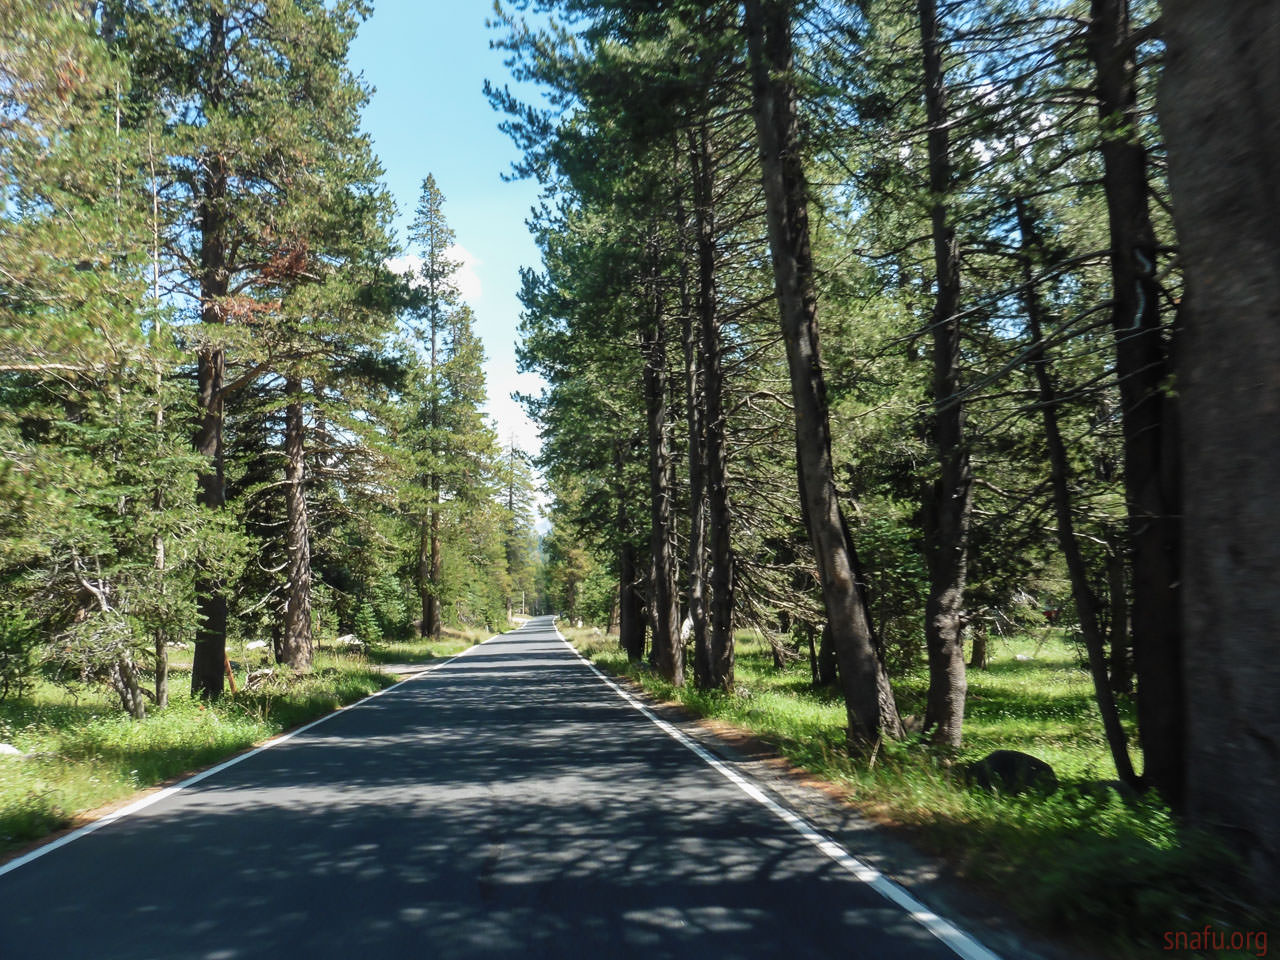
[{"left": 2, "top": 0, "right": 1278, "bottom": 953}]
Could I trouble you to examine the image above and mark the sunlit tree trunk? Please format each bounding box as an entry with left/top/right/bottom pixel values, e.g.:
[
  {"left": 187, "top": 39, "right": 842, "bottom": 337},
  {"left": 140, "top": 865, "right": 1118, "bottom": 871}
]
[{"left": 745, "top": 0, "right": 901, "bottom": 745}]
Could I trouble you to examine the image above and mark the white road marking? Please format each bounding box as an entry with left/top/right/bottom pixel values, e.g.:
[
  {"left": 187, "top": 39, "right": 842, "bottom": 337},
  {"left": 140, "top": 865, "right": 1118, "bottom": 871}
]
[
  {"left": 553, "top": 622, "right": 1003, "bottom": 960},
  {"left": 0, "top": 632, "right": 506, "bottom": 878}
]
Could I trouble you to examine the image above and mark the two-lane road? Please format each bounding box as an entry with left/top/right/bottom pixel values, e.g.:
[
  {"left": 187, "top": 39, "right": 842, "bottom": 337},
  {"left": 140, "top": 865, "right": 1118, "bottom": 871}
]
[{"left": 0, "top": 616, "right": 998, "bottom": 959}]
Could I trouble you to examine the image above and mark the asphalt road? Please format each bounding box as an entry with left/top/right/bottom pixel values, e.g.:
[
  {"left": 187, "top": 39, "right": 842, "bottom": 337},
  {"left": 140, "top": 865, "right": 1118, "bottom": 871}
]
[{"left": 0, "top": 616, "right": 997, "bottom": 960}]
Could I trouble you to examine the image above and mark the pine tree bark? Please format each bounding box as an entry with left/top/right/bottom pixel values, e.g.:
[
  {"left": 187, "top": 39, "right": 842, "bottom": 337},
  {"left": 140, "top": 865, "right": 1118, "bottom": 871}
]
[
  {"left": 614, "top": 441, "right": 646, "bottom": 663},
  {"left": 427, "top": 502, "right": 442, "bottom": 639},
  {"left": 191, "top": 61, "right": 229, "bottom": 700},
  {"left": 278, "top": 376, "right": 313, "bottom": 670},
  {"left": 419, "top": 297, "right": 443, "bottom": 641},
  {"left": 1160, "top": 0, "right": 1280, "bottom": 893},
  {"left": 1018, "top": 199, "right": 1137, "bottom": 788},
  {"left": 918, "top": 0, "right": 971, "bottom": 748},
  {"left": 745, "top": 0, "right": 901, "bottom": 745},
  {"left": 619, "top": 539, "right": 645, "bottom": 663},
  {"left": 1087, "top": 0, "right": 1184, "bottom": 806},
  {"left": 677, "top": 168, "right": 710, "bottom": 688},
  {"left": 1105, "top": 547, "right": 1131, "bottom": 694},
  {"left": 416, "top": 521, "right": 432, "bottom": 638},
  {"left": 644, "top": 300, "right": 682, "bottom": 685},
  {"left": 689, "top": 123, "right": 734, "bottom": 692}
]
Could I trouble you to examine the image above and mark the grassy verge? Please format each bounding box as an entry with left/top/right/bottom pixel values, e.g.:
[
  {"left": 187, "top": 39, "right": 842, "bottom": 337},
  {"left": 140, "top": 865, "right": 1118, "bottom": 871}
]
[
  {"left": 0, "top": 627, "right": 483, "bottom": 858},
  {"left": 564, "top": 626, "right": 1259, "bottom": 959}
]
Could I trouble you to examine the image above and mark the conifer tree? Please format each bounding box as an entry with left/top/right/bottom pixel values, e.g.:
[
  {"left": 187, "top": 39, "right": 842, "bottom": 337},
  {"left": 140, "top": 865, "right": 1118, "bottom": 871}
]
[
  {"left": 111, "top": 0, "right": 387, "bottom": 695},
  {"left": 1, "top": 1, "right": 213, "bottom": 715}
]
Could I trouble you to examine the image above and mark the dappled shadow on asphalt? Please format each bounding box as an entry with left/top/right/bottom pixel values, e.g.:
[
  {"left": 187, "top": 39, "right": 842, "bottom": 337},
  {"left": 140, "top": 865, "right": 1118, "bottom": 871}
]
[{"left": 0, "top": 624, "right": 951, "bottom": 960}]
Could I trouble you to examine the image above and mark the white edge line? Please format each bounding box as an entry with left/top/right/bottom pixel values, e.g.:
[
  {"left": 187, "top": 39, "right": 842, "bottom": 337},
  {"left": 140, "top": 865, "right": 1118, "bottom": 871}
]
[
  {"left": 553, "top": 621, "right": 1003, "bottom": 960},
  {"left": 0, "top": 631, "right": 507, "bottom": 879}
]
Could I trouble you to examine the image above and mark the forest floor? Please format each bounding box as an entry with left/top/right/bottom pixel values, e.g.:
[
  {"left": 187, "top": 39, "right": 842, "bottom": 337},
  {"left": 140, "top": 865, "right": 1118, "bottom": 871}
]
[
  {"left": 563, "top": 625, "right": 1263, "bottom": 960},
  {"left": 0, "top": 625, "right": 489, "bottom": 860}
]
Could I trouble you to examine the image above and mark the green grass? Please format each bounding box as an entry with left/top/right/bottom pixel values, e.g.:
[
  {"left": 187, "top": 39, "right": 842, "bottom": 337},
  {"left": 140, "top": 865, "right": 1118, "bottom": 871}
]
[
  {"left": 565, "top": 626, "right": 1260, "bottom": 959},
  {"left": 362, "top": 625, "right": 486, "bottom": 667},
  {"left": 0, "top": 628, "right": 485, "bottom": 857}
]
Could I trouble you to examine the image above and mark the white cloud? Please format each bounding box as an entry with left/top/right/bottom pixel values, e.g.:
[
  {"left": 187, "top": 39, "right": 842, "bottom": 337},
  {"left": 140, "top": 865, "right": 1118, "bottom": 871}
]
[
  {"left": 385, "top": 244, "right": 482, "bottom": 306},
  {"left": 448, "top": 244, "right": 482, "bottom": 305}
]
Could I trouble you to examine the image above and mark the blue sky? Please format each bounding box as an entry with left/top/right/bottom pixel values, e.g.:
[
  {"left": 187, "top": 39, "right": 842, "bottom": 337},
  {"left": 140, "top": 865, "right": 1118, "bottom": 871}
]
[{"left": 348, "top": 1, "right": 546, "bottom": 457}]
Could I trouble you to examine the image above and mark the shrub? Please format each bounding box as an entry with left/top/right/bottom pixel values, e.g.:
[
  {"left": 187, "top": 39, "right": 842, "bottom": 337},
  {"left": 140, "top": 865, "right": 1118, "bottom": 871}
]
[{"left": 0, "top": 606, "right": 39, "bottom": 701}]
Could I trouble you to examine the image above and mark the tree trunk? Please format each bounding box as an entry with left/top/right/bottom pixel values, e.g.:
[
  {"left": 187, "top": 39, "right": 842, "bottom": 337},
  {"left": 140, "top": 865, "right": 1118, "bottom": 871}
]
[
  {"left": 278, "top": 376, "right": 313, "bottom": 671},
  {"left": 613, "top": 440, "right": 646, "bottom": 663},
  {"left": 420, "top": 280, "right": 443, "bottom": 641},
  {"left": 110, "top": 657, "right": 146, "bottom": 721},
  {"left": 1160, "top": 0, "right": 1280, "bottom": 893},
  {"left": 689, "top": 123, "right": 734, "bottom": 692},
  {"left": 1087, "top": 0, "right": 1184, "bottom": 807},
  {"left": 416, "top": 519, "right": 432, "bottom": 638},
  {"left": 191, "top": 107, "right": 229, "bottom": 701},
  {"left": 745, "top": 0, "right": 901, "bottom": 746},
  {"left": 644, "top": 306, "right": 682, "bottom": 685},
  {"left": 678, "top": 165, "right": 711, "bottom": 688},
  {"left": 153, "top": 385, "right": 168, "bottom": 709},
  {"left": 1106, "top": 546, "right": 1131, "bottom": 694},
  {"left": 967, "top": 626, "right": 988, "bottom": 670},
  {"left": 917, "top": 0, "right": 971, "bottom": 748},
  {"left": 817, "top": 622, "right": 837, "bottom": 687},
  {"left": 1018, "top": 199, "right": 1138, "bottom": 789},
  {"left": 619, "top": 540, "right": 645, "bottom": 663},
  {"left": 427, "top": 501, "right": 442, "bottom": 640}
]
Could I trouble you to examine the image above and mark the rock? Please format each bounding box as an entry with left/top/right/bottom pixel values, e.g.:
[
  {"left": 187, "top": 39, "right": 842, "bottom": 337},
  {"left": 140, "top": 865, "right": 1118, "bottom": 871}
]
[
  {"left": 965, "top": 750, "right": 1059, "bottom": 795},
  {"left": 1015, "top": 653, "right": 1033, "bottom": 661},
  {"left": 0, "top": 743, "right": 24, "bottom": 758},
  {"left": 334, "top": 633, "right": 360, "bottom": 645},
  {"left": 245, "top": 640, "right": 268, "bottom": 651}
]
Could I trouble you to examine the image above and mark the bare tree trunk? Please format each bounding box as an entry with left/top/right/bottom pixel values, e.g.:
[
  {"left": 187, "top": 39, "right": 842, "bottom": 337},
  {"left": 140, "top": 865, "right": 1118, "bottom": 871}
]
[
  {"left": 1018, "top": 199, "right": 1138, "bottom": 788},
  {"left": 1087, "top": 0, "right": 1184, "bottom": 806},
  {"left": 419, "top": 302, "right": 443, "bottom": 641},
  {"left": 416, "top": 520, "right": 432, "bottom": 638},
  {"left": 612, "top": 440, "right": 646, "bottom": 663},
  {"left": 278, "top": 377, "right": 313, "bottom": 670},
  {"left": 917, "top": 0, "right": 971, "bottom": 748},
  {"left": 1161, "top": 0, "right": 1280, "bottom": 893},
  {"left": 689, "top": 123, "right": 734, "bottom": 692},
  {"left": 191, "top": 140, "right": 229, "bottom": 698},
  {"left": 111, "top": 657, "right": 146, "bottom": 720},
  {"left": 619, "top": 540, "right": 645, "bottom": 663},
  {"left": 644, "top": 305, "right": 682, "bottom": 685},
  {"left": 149, "top": 132, "right": 168, "bottom": 710},
  {"left": 745, "top": 0, "right": 901, "bottom": 745},
  {"left": 677, "top": 165, "right": 711, "bottom": 688},
  {"left": 427, "top": 502, "right": 442, "bottom": 640},
  {"left": 191, "top": 11, "right": 230, "bottom": 700},
  {"left": 1106, "top": 547, "right": 1131, "bottom": 694},
  {"left": 967, "top": 626, "right": 988, "bottom": 670}
]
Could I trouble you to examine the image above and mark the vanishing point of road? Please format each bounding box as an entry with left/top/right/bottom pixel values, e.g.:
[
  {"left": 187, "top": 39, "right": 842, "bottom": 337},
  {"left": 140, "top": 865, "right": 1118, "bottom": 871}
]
[{"left": 0, "top": 616, "right": 999, "bottom": 960}]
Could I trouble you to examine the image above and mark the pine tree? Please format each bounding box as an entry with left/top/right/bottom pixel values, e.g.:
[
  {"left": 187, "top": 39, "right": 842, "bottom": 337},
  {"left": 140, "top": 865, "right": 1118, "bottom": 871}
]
[
  {"left": 400, "top": 177, "right": 501, "bottom": 636},
  {"left": 112, "top": 0, "right": 391, "bottom": 696},
  {"left": 1, "top": 1, "right": 214, "bottom": 716}
]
